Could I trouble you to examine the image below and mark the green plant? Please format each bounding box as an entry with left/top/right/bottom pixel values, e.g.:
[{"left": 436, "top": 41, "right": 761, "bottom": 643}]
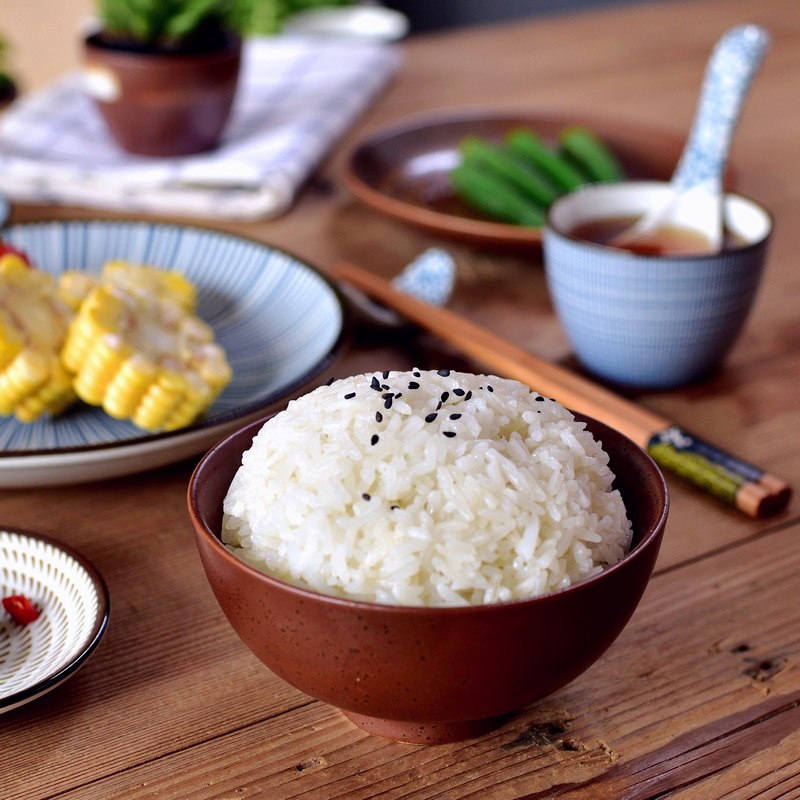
[
  {"left": 95, "top": 0, "right": 357, "bottom": 46},
  {"left": 0, "top": 32, "right": 17, "bottom": 99},
  {"left": 240, "top": 0, "right": 356, "bottom": 35},
  {"left": 96, "top": 0, "right": 242, "bottom": 48}
]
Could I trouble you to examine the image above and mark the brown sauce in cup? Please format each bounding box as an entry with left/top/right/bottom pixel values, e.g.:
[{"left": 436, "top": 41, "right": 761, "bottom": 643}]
[{"left": 570, "top": 216, "right": 746, "bottom": 255}]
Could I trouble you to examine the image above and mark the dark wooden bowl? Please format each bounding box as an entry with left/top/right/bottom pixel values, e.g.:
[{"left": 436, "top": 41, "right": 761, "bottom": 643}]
[
  {"left": 83, "top": 33, "right": 241, "bottom": 157},
  {"left": 188, "top": 412, "right": 668, "bottom": 744},
  {"left": 343, "top": 107, "right": 735, "bottom": 248}
]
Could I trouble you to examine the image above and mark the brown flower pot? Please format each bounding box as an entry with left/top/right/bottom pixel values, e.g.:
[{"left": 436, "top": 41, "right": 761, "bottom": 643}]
[{"left": 83, "top": 32, "right": 242, "bottom": 157}]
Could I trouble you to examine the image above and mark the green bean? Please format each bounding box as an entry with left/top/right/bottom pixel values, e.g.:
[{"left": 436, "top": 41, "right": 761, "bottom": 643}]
[
  {"left": 559, "top": 126, "right": 626, "bottom": 183},
  {"left": 450, "top": 163, "right": 545, "bottom": 227},
  {"left": 505, "top": 128, "right": 586, "bottom": 192},
  {"left": 459, "top": 136, "right": 560, "bottom": 208}
]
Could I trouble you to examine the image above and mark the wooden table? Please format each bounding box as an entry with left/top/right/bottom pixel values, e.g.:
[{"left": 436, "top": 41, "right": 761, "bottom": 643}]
[{"left": 3, "top": 0, "right": 799, "bottom": 796}]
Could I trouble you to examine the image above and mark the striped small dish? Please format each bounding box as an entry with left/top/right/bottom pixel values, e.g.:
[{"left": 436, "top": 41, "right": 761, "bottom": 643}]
[{"left": 0, "top": 528, "right": 109, "bottom": 713}]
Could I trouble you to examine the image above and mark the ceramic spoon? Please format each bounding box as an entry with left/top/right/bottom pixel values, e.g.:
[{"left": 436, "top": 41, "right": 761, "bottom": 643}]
[{"left": 611, "top": 24, "right": 770, "bottom": 252}]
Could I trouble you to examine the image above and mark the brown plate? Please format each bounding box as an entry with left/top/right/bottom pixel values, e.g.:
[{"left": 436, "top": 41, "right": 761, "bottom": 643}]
[{"left": 343, "top": 107, "right": 732, "bottom": 247}]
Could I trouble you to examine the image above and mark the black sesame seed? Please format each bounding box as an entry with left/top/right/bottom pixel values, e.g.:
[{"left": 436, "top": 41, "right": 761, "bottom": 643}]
[
  {"left": 436, "top": 401, "right": 442, "bottom": 410},
  {"left": 371, "top": 435, "right": 379, "bottom": 446},
  {"left": 437, "top": 369, "right": 451, "bottom": 377},
  {"left": 362, "top": 493, "right": 371, "bottom": 501},
  {"left": 391, "top": 505, "right": 399, "bottom": 510},
  {"left": 375, "top": 411, "right": 383, "bottom": 423},
  {"left": 382, "top": 392, "right": 393, "bottom": 399},
  {"left": 383, "top": 370, "right": 390, "bottom": 379},
  {"left": 465, "top": 391, "right": 472, "bottom": 401},
  {"left": 394, "top": 392, "right": 403, "bottom": 399},
  {"left": 535, "top": 396, "right": 545, "bottom": 402},
  {"left": 384, "top": 397, "right": 393, "bottom": 409},
  {"left": 449, "top": 413, "right": 462, "bottom": 420},
  {"left": 381, "top": 384, "right": 390, "bottom": 391},
  {"left": 487, "top": 385, "right": 494, "bottom": 392},
  {"left": 408, "top": 381, "right": 420, "bottom": 389},
  {"left": 325, "top": 376, "right": 335, "bottom": 386},
  {"left": 425, "top": 412, "right": 438, "bottom": 423},
  {"left": 453, "top": 388, "right": 465, "bottom": 396},
  {"left": 440, "top": 391, "right": 449, "bottom": 403},
  {"left": 443, "top": 431, "right": 457, "bottom": 438},
  {"left": 370, "top": 376, "right": 382, "bottom": 391},
  {"left": 344, "top": 392, "right": 356, "bottom": 399},
  {"left": 413, "top": 371, "right": 421, "bottom": 377}
]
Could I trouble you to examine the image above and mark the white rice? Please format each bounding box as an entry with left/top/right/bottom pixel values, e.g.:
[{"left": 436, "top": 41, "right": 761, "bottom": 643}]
[{"left": 222, "top": 370, "right": 632, "bottom": 607}]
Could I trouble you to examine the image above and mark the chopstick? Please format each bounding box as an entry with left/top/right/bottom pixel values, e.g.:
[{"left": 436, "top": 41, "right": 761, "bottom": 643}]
[{"left": 332, "top": 260, "right": 791, "bottom": 518}]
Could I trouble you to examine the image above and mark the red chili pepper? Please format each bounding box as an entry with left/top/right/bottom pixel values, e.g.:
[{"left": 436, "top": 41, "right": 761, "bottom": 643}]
[
  {"left": 3, "top": 594, "right": 40, "bottom": 625},
  {"left": 0, "top": 241, "right": 31, "bottom": 265}
]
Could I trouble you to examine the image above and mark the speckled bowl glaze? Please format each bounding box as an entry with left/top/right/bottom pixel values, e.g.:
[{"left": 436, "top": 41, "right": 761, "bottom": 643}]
[
  {"left": 543, "top": 182, "right": 772, "bottom": 388},
  {"left": 188, "top": 414, "right": 668, "bottom": 744}
]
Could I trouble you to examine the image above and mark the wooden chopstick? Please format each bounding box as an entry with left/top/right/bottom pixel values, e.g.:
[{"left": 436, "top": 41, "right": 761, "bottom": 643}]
[{"left": 332, "top": 261, "right": 791, "bottom": 518}]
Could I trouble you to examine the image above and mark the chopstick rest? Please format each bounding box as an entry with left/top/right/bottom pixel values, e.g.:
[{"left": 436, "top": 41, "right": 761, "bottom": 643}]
[
  {"left": 339, "top": 248, "right": 455, "bottom": 328},
  {"left": 331, "top": 260, "right": 790, "bottom": 518}
]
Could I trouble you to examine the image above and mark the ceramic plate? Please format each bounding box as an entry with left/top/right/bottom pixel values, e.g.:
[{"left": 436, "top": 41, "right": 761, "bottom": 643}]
[
  {"left": 344, "top": 107, "right": 733, "bottom": 247},
  {"left": 0, "top": 528, "right": 109, "bottom": 713},
  {"left": 0, "top": 220, "right": 349, "bottom": 487}
]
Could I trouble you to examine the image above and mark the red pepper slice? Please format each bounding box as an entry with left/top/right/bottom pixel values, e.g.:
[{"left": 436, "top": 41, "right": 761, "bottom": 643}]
[
  {"left": 0, "top": 242, "right": 31, "bottom": 265},
  {"left": 3, "top": 594, "right": 40, "bottom": 625}
]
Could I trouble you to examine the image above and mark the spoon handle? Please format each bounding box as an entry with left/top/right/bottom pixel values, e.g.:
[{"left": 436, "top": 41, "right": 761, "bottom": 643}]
[{"left": 673, "top": 25, "right": 770, "bottom": 191}]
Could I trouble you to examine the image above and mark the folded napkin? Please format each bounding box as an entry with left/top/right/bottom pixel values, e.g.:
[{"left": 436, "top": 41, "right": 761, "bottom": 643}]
[{"left": 0, "top": 35, "right": 400, "bottom": 220}]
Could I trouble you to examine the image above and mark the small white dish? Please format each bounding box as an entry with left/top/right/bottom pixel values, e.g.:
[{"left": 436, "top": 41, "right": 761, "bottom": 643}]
[
  {"left": 283, "top": 6, "right": 409, "bottom": 42},
  {"left": 0, "top": 528, "right": 109, "bottom": 714},
  {"left": 0, "top": 220, "right": 348, "bottom": 487}
]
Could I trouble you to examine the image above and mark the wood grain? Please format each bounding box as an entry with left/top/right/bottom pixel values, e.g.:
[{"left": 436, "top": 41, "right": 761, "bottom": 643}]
[
  {"left": 1, "top": 0, "right": 799, "bottom": 797},
  {"left": 8, "top": 520, "right": 798, "bottom": 800}
]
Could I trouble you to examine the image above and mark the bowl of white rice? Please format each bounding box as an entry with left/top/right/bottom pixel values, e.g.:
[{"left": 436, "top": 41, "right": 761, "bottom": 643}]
[{"left": 189, "top": 369, "right": 668, "bottom": 744}]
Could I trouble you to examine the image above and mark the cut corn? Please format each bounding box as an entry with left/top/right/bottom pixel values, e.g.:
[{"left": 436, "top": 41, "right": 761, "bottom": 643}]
[
  {"left": 59, "top": 260, "right": 197, "bottom": 313},
  {"left": 62, "top": 275, "right": 231, "bottom": 433},
  {"left": 2, "top": 255, "right": 228, "bottom": 431},
  {"left": 0, "top": 254, "right": 77, "bottom": 422}
]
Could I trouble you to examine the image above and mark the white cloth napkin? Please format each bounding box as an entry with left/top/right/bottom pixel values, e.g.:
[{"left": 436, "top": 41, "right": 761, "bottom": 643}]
[{"left": 0, "top": 35, "right": 400, "bottom": 220}]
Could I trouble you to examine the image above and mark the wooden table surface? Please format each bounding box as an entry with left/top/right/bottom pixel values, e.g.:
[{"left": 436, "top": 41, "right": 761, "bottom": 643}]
[{"left": 2, "top": 0, "right": 799, "bottom": 797}]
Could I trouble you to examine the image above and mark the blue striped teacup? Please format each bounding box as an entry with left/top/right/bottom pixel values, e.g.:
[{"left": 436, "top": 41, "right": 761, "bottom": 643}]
[{"left": 543, "top": 182, "right": 772, "bottom": 389}]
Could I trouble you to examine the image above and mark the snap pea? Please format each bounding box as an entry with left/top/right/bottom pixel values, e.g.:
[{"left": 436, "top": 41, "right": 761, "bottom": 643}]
[
  {"left": 559, "top": 125, "right": 626, "bottom": 183},
  {"left": 459, "top": 136, "right": 560, "bottom": 208},
  {"left": 450, "top": 163, "right": 545, "bottom": 227},
  {"left": 505, "top": 128, "right": 586, "bottom": 192}
]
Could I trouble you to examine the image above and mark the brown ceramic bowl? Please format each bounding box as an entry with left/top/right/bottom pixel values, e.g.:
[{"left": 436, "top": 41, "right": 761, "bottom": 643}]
[
  {"left": 343, "top": 106, "right": 736, "bottom": 248},
  {"left": 83, "top": 33, "right": 241, "bottom": 157},
  {"left": 188, "top": 413, "right": 668, "bottom": 744}
]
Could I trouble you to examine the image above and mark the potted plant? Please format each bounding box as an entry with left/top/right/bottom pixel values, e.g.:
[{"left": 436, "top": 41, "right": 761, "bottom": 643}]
[
  {"left": 0, "top": 33, "right": 18, "bottom": 109},
  {"left": 83, "top": 0, "right": 245, "bottom": 156}
]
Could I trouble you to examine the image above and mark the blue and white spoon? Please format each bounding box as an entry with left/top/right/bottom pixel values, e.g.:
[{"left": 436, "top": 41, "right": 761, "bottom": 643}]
[{"left": 613, "top": 24, "right": 770, "bottom": 252}]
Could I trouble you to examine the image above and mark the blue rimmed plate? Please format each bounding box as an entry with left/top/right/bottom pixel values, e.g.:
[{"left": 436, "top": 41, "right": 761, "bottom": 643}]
[{"left": 0, "top": 220, "right": 349, "bottom": 487}]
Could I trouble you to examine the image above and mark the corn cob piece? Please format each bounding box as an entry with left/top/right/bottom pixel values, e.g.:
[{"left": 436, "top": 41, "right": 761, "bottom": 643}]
[
  {"left": 0, "top": 254, "right": 78, "bottom": 422},
  {"left": 62, "top": 278, "right": 231, "bottom": 433},
  {"left": 59, "top": 260, "right": 196, "bottom": 313}
]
